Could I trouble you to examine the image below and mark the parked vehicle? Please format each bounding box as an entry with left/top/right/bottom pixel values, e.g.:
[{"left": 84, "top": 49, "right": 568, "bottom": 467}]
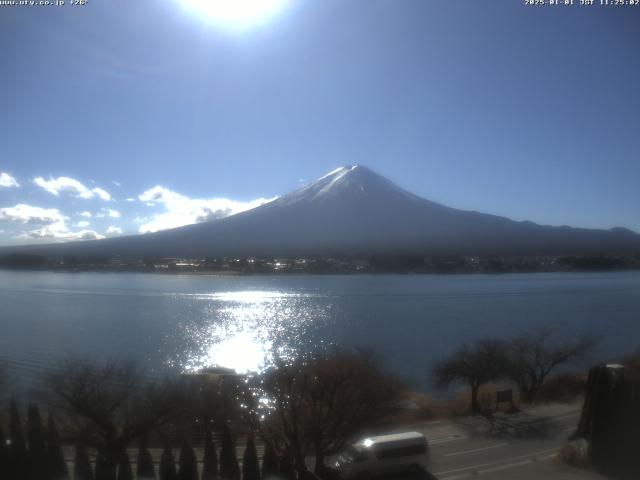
[{"left": 332, "top": 431, "right": 430, "bottom": 479}]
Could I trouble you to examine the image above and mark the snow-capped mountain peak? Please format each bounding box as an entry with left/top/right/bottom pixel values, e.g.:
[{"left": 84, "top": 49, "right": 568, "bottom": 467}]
[{"left": 276, "top": 164, "right": 418, "bottom": 206}]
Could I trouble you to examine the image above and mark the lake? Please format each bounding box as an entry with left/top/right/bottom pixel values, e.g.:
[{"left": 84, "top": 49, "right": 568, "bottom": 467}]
[{"left": 1, "top": 270, "right": 639, "bottom": 393}]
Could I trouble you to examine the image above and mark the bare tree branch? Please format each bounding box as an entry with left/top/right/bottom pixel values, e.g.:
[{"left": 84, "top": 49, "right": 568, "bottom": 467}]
[
  {"left": 433, "top": 338, "right": 509, "bottom": 413},
  {"left": 42, "top": 359, "right": 185, "bottom": 480},
  {"left": 254, "top": 349, "right": 405, "bottom": 477},
  {"left": 507, "top": 329, "right": 599, "bottom": 402}
]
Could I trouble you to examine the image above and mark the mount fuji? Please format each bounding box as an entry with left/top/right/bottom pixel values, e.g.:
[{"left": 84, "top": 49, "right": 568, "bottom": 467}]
[{"left": 3, "top": 165, "right": 640, "bottom": 258}]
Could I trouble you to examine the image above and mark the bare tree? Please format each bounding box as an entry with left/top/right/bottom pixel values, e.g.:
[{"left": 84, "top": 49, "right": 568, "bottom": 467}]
[
  {"left": 43, "top": 360, "right": 184, "bottom": 480},
  {"left": 433, "top": 338, "right": 509, "bottom": 413},
  {"left": 182, "top": 369, "right": 252, "bottom": 433},
  {"left": 507, "top": 329, "right": 599, "bottom": 403},
  {"left": 255, "top": 349, "right": 405, "bottom": 478}
]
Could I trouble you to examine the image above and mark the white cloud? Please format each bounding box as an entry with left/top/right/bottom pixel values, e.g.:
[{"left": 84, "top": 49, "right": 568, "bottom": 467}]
[
  {"left": 21, "top": 224, "right": 104, "bottom": 241},
  {"left": 33, "top": 176, "right": 111, "bottom": 200},
  {"left": 75, "top": 221, "right": 90, "bottom": 228},
  {"left": 0, "top": 203, "right": 103, "bottom": 242},
  {"left": 0, "top": 173, "right": 20, "bottom": 188},
  {"left": 34, "top": 176, "right": 89, "bottom": 197},
  {"left": 137, "top": 186, "right": 275, "bottom": 233},
  {"left": 106, "top": 225, "right": 123, "bottom": 235},
  {"left": 0, "top": 204, "right": 65, "bottom": 224},
  {"left": 96, "top": 208, "right": 120, "bottom": 218},
  {"left": 79, "top": 211, "right": 92, "bottom": 218},
  {"left": 92, "top": 187, "right": 112, "bottom": 201}
]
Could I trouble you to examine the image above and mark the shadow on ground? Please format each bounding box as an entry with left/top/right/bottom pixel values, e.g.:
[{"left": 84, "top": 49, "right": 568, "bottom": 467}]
[
  {"left": 320, "top": 468, "right": 439, "bottom": 480},
  {"left": 394, "top": 470, "right": 439, "bottom": 480},
  {"left": 457, "top": 410, "right": 563, "bottom": 440}
]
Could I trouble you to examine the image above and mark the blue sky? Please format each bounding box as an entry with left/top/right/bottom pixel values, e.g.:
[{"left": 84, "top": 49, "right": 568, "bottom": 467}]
[{"left": 1, "top": 0, "right": 639, "bottom": 245}]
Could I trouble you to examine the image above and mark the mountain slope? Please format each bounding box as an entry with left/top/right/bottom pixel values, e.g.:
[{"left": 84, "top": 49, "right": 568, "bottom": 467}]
[{"left": 2, "top": 165, "right": 640, "bottom": 258}]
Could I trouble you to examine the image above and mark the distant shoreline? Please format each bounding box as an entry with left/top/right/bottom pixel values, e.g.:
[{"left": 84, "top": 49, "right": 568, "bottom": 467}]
[
  {"left": 1, "top": 252, "right": 639, "bottom": 276},
  {"left": 1, "top": 265, "right": 639, "bottom": 276}
]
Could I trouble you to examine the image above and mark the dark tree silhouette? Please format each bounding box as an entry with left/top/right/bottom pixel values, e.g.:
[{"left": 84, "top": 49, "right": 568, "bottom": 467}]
[
  {"left": 242, "top": 435, "right": 260, "bottom": 480},
  {"left": 95, "top": 452, "right": 111, "bottom": 480},
  {"left": 278, "top": 454, "right": 295, "bottom": 480},
  {"left": 95, "top": 452, "right": 109, "bottom": 480},
  {"left": 117, "top": 450, "right": 133, "bottom": 480},
  {"left": 178, "top": 440, "right": 198, "bottom": 480},
  {"left": 47, "top": 415, "right": 70, "bottom": 480},
  {"left": 507, "top": 330, "right": 599, "bottom": 403},
  {"left": 8, "top": 399, "right": 28, "bottom": 480},
  {"left": 219, "top": 424, "right": 240, "bottom": 480},
  {"left": 159, "top": 446, "right": 178, "bottom": 480},
  {"left": 433, "top": 338, "right": 509, "bottom": 413},
  {"left": 136, "top": 437, "right": 156, "bottom": 480},
  {"left": 201, "top": 430, "right": 218, "bottom": 480},
  {"left": 74, "top": 444, "right": 94, "bottom": 480},
  {"left": 27, "top": 403, "right": 48, "bottom": 480},
  {"left": 257, "top": 349, "right": 404, "bottom": 476},
  {"left": 45, "top": 360, "right": 183, "bottom": 480},
  {"left": 261, "top": 442, "right": 279, "bottom": 480},
  {"left": 0, "top": 423, "right": 8, "bottom": 478},
  {"left": 186, "top": 372, "right": 252, "bottom": 439}
]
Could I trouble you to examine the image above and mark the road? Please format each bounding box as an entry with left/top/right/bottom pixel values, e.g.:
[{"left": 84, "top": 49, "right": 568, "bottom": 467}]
[{"left": 395, "top": 402, "right": 607, "bottom": 480}]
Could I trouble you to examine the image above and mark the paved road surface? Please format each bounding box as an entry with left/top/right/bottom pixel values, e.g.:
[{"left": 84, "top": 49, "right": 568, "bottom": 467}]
[{"left": 395, "top": 402, "right": 606, "bottom": 480}]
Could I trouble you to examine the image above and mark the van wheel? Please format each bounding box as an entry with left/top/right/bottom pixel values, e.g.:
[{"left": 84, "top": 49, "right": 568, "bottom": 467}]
[{"left": 356, "top": 471, "right": 371, "bottom": 479}]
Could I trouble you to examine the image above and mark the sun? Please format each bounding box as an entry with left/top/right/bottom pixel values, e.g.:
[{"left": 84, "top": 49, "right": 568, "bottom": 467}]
[{"left": 179, "top": 0, "right": 289, "bottom": 29}]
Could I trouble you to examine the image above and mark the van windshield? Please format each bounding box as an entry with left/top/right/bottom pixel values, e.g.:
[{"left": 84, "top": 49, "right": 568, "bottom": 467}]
[{"left": 341, "top": 446, "right": 372, "bottom": 463}]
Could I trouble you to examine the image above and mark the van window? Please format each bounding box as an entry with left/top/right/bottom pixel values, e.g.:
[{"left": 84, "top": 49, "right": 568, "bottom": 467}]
[
  {"left": 375, "top": 444, "right": 427, "bottom": 460},
  {"left": 345, "top": 447, "right": 372, "bottom": 463}
]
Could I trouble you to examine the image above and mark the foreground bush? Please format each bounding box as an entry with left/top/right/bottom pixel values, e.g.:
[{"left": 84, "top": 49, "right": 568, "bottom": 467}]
[
  {"left": 201, "top": 430, "right": 218, "bottom": 480},
  {"left": 136, "top": 437, "right": 156, "bottom": 480},
  {"left": 260, "top": 443, "right": 279, "bottom": 480},
  {"left": 159, "top": 447, "right": 177, "bottom": 480},
  {"left": 74, "top": 444, "right": 94, "bottom": 480},
  {"left": 539, "top": 373, "right": 587, "bottom": 403},
  {"left": 9, "top": 399, "right": 27, "bottom": 480},
  {"left": 27, "top": 403, "right": 47, "bottom": 480},
  {"left": 47, "top": 416, "right": 69, "bottom": 480},
  {"left": 178, "top": 441, "right": 198, "bottom": 480},
  {"left": 117, "top": 451, "right": 133, "bottom": 480},
  {"left": 242, "top": 435, "right": 260, "bottom": 480},
  {"left": 220, "top": 424, "right": 240, "bottom": 480}
]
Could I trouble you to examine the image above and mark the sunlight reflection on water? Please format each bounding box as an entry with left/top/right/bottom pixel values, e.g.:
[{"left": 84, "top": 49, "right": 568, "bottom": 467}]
[{"left": 174, "top": 290, "right": 332, "bottom": 374}]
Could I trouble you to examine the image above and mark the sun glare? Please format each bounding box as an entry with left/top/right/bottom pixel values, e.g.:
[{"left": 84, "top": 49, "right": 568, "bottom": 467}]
[
  {"left": 204, "top": 330, "right": 272, "bottom": 374},
  {"left": 180, "top": 0, "right": 289, "bottom": 29}
]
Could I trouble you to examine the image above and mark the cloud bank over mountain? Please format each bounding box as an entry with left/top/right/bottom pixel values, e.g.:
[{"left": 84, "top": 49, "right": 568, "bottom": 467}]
[
  {"left": 136, "top": 185, "right": 276, "bottom": 233},
  {"left": 0, "top": 172, "right": 275, "bottom": 244},
  {"left": 0, "top": 204, "right": 104, "bottom": 241}
]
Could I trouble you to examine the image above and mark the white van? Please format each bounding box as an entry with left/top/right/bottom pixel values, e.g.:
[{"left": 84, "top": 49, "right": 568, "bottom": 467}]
[{"left": 333, "top": 431, "right": 430, "bottom": 479}]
